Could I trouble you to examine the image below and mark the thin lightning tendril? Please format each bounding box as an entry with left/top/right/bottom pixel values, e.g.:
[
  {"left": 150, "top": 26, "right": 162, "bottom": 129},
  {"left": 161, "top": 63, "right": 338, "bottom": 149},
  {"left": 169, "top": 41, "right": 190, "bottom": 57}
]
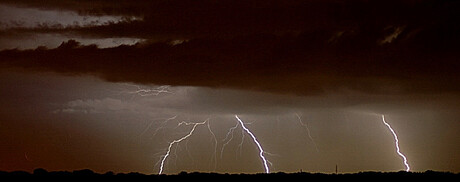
[
  {"left": 235, "top": 115, "right": 270, "bottom": 173},
  {"left": 207, "top": 121, "right": 218, "bottom": 170},
  {"left": 221, "top": 121, "right": 239, "bottom": 159},
  {"left": 237, "top": 125, "right": 245, "bottom": 157},
  {"left": 173, "top": 143, "right": 180, "bottom": 168},
  {"left": 140, "top": 115, "right": 177, "bottom": 138},
  {"left": 184, "top": 140, "right": 195, "bottom": 166},
  {"left": 381, "top": 115, "right": 410, "bottom": 172},
  {"left": 295, "top": 113, "right": 319, "bottom": 152},
  {"left": 123, "top": 84, "right": 172, "bottom": 96}
]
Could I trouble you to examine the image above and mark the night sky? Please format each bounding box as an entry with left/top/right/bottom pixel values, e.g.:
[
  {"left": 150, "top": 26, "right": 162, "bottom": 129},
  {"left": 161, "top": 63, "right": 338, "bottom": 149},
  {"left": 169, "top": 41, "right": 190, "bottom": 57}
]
[{"left": 0, "top": 0, "right": 459, "bottom": 174}]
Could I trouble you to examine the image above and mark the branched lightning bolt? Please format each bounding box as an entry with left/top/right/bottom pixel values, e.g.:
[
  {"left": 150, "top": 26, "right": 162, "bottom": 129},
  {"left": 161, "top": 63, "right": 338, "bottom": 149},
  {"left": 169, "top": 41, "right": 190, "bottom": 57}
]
[
  {"left": 381, "top": 115, "right": 410, "bottom": 172},
  {"left": 235, "top": 115, "right": 270, "bottom": 173},
  {"left": 158, "top": 119, "right": 208, "bottom": 174},
  {"left": 117, "top": 84, "right": 277, "bottom": 173},
  {"left": 295, "top": 113, "right": 319, "bottom": 152},
  {"left": 221, "top": 121, "right": 239, "bottom": 159}
]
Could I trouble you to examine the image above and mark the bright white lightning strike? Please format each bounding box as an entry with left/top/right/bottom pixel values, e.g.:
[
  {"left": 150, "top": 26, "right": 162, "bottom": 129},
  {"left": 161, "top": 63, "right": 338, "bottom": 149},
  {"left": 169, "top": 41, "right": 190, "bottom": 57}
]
[
  {"left": 158, "top": 119, "right": 208, "bottom": 174},
  {"left": 235, "top": 115, "right": 270, "bottom": 173},
  {"left": 381, "top": 115, "right": 410, "bottom": 172}
]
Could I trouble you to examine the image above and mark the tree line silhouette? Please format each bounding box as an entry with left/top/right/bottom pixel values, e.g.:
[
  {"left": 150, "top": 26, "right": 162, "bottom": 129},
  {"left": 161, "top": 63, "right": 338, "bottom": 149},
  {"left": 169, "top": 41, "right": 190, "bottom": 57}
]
[{"left": 0, "top": 169, "right": 458, "bottom": 181}]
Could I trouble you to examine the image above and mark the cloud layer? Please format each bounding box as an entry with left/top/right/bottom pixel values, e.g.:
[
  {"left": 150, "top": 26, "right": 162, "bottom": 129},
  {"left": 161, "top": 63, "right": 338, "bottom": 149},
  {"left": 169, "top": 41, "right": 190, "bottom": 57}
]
[{"left": 0, "top": 0, "right": 459, "bottom": 96}]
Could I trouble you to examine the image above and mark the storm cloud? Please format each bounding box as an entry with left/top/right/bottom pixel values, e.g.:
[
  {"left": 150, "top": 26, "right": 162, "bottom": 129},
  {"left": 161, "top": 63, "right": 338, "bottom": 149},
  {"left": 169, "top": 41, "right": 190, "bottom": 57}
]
[
  {"left": 0, "top": 32, "right": 458, "bottom": 96},
  {"left": 1, "top": 0, "right": 459, "bottom": 96}
]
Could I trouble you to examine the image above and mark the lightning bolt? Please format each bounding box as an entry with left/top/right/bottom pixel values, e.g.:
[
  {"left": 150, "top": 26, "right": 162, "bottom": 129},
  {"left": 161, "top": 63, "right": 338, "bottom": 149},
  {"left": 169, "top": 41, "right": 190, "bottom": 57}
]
[
  {"left": 117, "top": 84, "right": 272, "bottom": 173},
  {"left": 381, "top": 115, "right": 410, "bottom": 172},
  {"left": 120, "top": 85, "right": 219, "bottom": 173},
  {"left": 158, "top": 119, "right": 208, "bottom": 174},
  {"left": 235, "top": 115, "right": 270, "bottom": 173},
  {"left": 295, "top": 113, "right": 319, "bottom": 152}
]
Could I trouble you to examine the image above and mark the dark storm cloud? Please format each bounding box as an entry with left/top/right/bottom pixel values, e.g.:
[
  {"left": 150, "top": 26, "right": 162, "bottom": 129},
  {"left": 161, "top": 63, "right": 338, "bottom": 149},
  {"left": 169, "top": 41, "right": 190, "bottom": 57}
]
[
  {"left": 0, "top": 0, "right": 459, "bottom": 96},
  {"left": 1, "top": 0, "right": 458, "bottom": 40},
  {"left": 1, "top": 31, "right": 459, "bottom": 96},
  {"left": 0, "top": 0, "right": 151, "bottom": 16}
]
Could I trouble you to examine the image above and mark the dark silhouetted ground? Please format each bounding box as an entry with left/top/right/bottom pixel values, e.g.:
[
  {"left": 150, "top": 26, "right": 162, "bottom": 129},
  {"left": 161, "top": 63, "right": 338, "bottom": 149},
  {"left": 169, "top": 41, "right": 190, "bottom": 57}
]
[{"left": 0, "top": 169, "right": 458, "bottom": 181}]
